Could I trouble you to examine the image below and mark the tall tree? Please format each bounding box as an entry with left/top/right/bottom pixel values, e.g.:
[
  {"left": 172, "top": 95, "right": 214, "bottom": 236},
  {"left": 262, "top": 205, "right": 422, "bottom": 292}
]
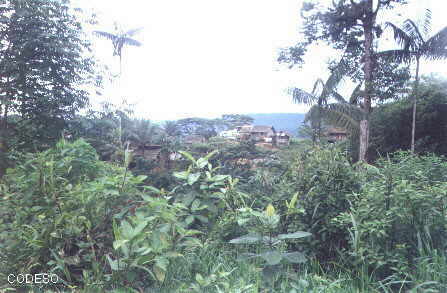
[
  {"left": 221, "top": 114, "right": 254, "bottom": 129},
  {"left": 0, "top": 0, "right": 99, "bottom": 152},
  {"left": 292, "top": 0, "right": 407, "bottom": 162},
  {"left": 380, "top": 9, "right": 447, "bottom": 152}
]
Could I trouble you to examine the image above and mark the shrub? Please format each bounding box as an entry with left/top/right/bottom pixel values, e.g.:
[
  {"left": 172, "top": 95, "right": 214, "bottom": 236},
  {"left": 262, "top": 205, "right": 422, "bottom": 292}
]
[
  {"left": 334, "top": 151, "right": 447, "bottom": 280},
  {"left": 0, "top": 139, "right": 144, "bottom": 290},
  {"left": 277, "top": 146, "right": 361, "bottom": 264}
]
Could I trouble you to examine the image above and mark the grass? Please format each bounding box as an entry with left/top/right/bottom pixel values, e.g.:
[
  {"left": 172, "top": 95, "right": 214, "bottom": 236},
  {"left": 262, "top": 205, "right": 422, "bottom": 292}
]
[{"left": 4, "top": 244, "right": 447, "bottom": 292}]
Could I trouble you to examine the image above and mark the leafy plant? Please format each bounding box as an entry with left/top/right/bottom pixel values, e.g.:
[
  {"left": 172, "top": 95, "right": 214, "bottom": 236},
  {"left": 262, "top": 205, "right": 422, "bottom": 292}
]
[
  {"left": 171, "top": 150, "right": 231, "bottom": 230},
  {"left": 0, "top": 139, "right": 143, "bottom": 290},
  {"left": 108, "top": 195, "right": 202, "bottom": 288},
  {"left": 229, "top": 204, "right": 311, "bottom": 290}
]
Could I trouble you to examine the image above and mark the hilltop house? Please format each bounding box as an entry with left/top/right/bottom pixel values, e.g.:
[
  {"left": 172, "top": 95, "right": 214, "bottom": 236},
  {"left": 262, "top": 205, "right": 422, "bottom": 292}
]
[
  {"left": 183, "top": 135, "right": 206, "bottom": 144},
  {"left": 133, "top": 144, "right": 163, "bottom": 160},
  {"left": 276, "top": 131, "right": 291, "bottom": 146},
  {"left": 250, "top": 125, "right": 276, "bottom": 142},
  {"left": 218, "top": 129, "right": 239, "bottom": 140},
  {"left": 219, "top": 124, "right": 291, "bottom": 146},
  {"left": 326, "top": 127, "right": 348, "bottom": 143}
]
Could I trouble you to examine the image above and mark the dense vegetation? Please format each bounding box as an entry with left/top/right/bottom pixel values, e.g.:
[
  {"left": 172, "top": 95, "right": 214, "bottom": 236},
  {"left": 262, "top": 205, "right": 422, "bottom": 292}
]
[{"left": 0, "top": 0, "right": 447, "bottom": 292}]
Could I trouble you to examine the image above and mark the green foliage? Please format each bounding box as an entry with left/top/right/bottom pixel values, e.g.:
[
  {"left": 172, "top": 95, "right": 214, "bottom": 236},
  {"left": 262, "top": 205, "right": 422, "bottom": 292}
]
[
  {"left": 229, "top": 204, "right": 311, "bottom": 288},
  {"left": 0, "top": 0, "right": 99, "bottom": 150},
  {"left": 171, "top": 150, "right": 231, "bottom": 230},
  {"left": 0, "top": 139, "right": 143, "bottom": 289},
  {"left": 369, "top": 75, "right": 447, "bottom": 159},
  {"left": 279, "top": 146, "right": 360, "bottom": 263},
  {"left": 108, "top": 195, "right": 202, "bottom": 287},
  {"left": 334, "top": 151, "right": 447, "bottom": 281}
]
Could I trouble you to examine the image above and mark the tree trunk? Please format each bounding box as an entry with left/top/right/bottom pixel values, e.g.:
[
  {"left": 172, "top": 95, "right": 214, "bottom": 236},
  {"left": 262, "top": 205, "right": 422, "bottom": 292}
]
[
  {"left": 359, "top": 0, "right": 375, "bottom": 163},
  {"left": 359, "top": 119, "right": 369, "bottom": 161},
  {"left": 411, "top": 57, "right": 420, "bottom": 153}
]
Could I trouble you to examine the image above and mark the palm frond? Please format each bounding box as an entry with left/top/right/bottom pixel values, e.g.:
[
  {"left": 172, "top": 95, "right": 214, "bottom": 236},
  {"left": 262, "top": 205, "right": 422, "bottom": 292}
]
[
  {"left": 423, "top": 27, "right": 447, "bottom": 60},
  {"left": 324, "top": 59, "right": 347, "bottom": 93},
  {"left": 290, "top": 88, "right": 318, "bottom": 105},
  {"left": 93, "top": 31, "right": 118, "bottom": 41},
  {"left": 422, "top": 9, "right": 432, "bottom": 37},
  {"left": 125, "top": 27, "right": 144, "bottom": 37},
  {"left": 322, "top": 103, "right": 363, "bottom": 136},
  {"left": 349, "top": 83, "right": 363, "bottom": 105},
  {"left": 121, "top": 37, "right": 142, "bottom": 47},
  {"left": 375, "top": 49, "right": 414, "bottom": 64},
  {"left": 402, "top": 19, "right": 425, "bottom": 48},
  {"left": 332, "top": 91, "right": 348, "bottom": 104},
  {"left": 304, "top": 105, "right": 323, "bottom": 124},
  {"left": 311, "top": 79, "right": 325, "bottom": 96},
  {"left": 385, "top": 22, "right": 414, "bottom": 50}
]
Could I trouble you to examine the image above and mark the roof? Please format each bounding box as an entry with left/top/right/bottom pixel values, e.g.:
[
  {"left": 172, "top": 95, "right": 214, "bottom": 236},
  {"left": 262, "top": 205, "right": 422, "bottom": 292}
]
[
  {"left": 276, "top": 130, "right": 292, "bottom": 137},
  {"left": 251, "top": 125, "right": 275, "bottom": 133},
  {"left": 138, "top": 144, "right": 162, "bottom": 150},
  {"left": 326, "top": 127, "right": 348, "bottom": 135},
  {"left": 183, "top": 135, "right": 206, "bottom": 143},
  {"left": 238, "top": 125, "right": 253, "bottom": 133}
]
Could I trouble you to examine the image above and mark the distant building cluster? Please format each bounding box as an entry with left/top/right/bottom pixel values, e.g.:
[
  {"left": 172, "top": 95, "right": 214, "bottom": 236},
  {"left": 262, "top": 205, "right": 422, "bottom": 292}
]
[{"left": 219, "top": 124, "right": 291, "bottom": 146}]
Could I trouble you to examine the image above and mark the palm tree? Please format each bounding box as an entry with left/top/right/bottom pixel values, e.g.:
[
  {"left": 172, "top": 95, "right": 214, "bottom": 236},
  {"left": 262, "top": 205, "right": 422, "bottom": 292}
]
[
  {"left": 291, "top": 61, "right": 365, "bottom": 149},
  {"left": 94, "top": 24, "right": 143, "bottom": 75},
  {"left": 290, "top": 59, "right": 353, "bottom": 143},
  {"left": 380, "top": 9, "right": 447, "bottom": 152}
]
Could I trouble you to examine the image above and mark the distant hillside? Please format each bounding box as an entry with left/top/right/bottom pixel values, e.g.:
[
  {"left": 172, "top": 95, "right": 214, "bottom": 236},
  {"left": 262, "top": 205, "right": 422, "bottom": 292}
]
[{"left": 246, "top": 113, "right": 305, "bottom": 137}]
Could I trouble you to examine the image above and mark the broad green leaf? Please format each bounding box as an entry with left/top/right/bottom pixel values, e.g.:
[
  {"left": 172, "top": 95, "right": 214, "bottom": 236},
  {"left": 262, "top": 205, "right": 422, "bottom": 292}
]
[
  {"left": 283, "top": 251, "right": 307, "bottom": 263},
  {"left": 260, "top": 250, "right": 282, "bottom": 265},
  {"left": 187, "top": 173, "right": 201, "bottom": 185},
  {"left": 195, "top": 215, "right": 209, "bottom": 223},
  {"left": 277, "top": 231, "right": 312, "bottom": 240},
  {"left": 153, "top": 265, "right": 166, "bottom": 282},
  {"left": 182, "top": 192, "right": 196, "bottom": 206},
  {"left": 211, "top": 174, "right": 229, "bottom": 182},
  {"left": 173, "top": 171, "right": 189, "bottom": 180},
  {"left": 204, "top": 150, "right": 218, "bottom": 161},
  {"left": 113, "top": 239, "right": 129, "bottom": 250},
  {"left": 191, "top": 199, "right": 201, "bottom": 211},
  {"left": 135, "top": 175, "right": 148, "bottom": 182},
  {"left": 179, "top": 151, "right": 196, "bottom": 163},
  {"left": 155, "top": 256, "right": 169, "bottom": 271},
  {"left": 185, "top": 215, "right": 195, "bottom": 226},
  {"left": 196, "top": 158, "right": 208, "bottom": 169},
  {"left": 195, "top": 273, "right": 204, "bottom": 285},
  {"left": 236, "top": 252, "right": 258, "bottom": 261},
  {"left": 229, "top": 233, "right": 262, "bottom": 244},
  {"left": 143, "top": 186, "right": 162, "bottom": 194},
  {"left": 131, "top": 220, "right": 149, "bottom": 239},
  {"left": 106, "top": 255, "right": 121, "bottom": 271}
]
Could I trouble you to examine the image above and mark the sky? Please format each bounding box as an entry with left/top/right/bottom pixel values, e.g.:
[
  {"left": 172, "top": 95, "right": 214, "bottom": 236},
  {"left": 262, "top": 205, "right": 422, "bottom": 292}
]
[{"left": 74, "top": 0, "right": 446, "bottom": 121}]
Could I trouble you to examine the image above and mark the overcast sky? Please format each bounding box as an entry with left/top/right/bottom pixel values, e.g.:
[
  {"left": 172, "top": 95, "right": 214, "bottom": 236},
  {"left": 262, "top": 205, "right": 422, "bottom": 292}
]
[{"left": 75, "top": 0, "right": 446, "bottom": 121}]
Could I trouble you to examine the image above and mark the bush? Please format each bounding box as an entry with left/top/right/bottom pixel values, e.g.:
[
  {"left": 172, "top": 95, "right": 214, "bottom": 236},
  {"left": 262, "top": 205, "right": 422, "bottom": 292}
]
[
  {"left": 0, "top": 139, "right": 144, "bottom": 290},
  {"left": 277, "top": 146, "right": 361, "bottom": 264},
  {"left": 334, "top": 151, "right": 447, "bottom": 280}
]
